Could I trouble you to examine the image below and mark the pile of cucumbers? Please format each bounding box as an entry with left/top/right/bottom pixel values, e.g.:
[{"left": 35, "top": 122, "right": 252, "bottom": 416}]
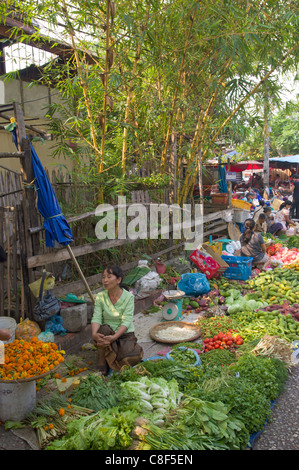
[{"left": 246, "top": 267, "right": 299, "bottom": 305}]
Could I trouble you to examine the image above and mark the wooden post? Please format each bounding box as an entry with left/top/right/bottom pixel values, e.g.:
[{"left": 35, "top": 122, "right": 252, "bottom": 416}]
[
  {"left": 198, "top": 148, "right": 203, "bottom": 206},
  {"left": 227, "top": 158, "right": 232, "bottom": 209},
  {"left": 263, "top": 118, "right": 270, "bottom": 188},
  {"left": 13, "top": 102, "right": 40, "bottom": 257},
  {"left": 16, "top": 204, "right": 33, "bottom": 317},
  {"left": 0, "top": 207, "right": 4, "bottom": 315},
  {"left": 5, "top": 211, "right": 10, "bottom": 316}
]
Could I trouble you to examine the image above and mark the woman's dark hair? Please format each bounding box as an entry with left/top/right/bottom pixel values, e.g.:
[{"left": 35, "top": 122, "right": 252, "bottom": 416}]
[
  {"left": 104, "top": 265, "right": 123, "bottom": 280},
  {"left": 279, "top": 200, "right": 292, "bottom": 210},
  {"left": 258, "top": 213, "right": 266, "bottom": 221},
  {"left": 263, "top": 206, "right": 271, "bottom": 213},
  {"left": 103, "top": 265, "right": 130, "bottom": 290},
  {"left": 259, "top": 200, "right": 265, "bottom": 207},
  {"left": 242, "top": 218, "right": 255, "bottom": 244}
]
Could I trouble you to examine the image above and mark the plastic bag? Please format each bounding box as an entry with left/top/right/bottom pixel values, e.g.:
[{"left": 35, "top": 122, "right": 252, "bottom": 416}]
[
  {"left": 29, "top": 273, "right": 55, "bottom": 298},
  {"left": 45, "top": 314, "right": 67, "bottom": 335},
  {"left": 135, "top": 271, "right": 162, "bottom": 299},
  {"left": 15, "top": 318, "right": 41, "bottom": 341},
  {"left": 177, "top": 273, "right": 211, "bottom": 296},
  {"left": 38, "top": 330, "right": 55, "bottom": 342}
]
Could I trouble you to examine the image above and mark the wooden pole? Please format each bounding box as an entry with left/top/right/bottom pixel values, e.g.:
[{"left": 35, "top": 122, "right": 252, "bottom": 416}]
[
  {"left": 227, "top": 158, "right": 232, "bottom": 209},
  {"left": 5, "top": 212, "right": 10, "bottom": 316},
  {"left": 66, "top": 245, "right": 95, "bottom": 304}
]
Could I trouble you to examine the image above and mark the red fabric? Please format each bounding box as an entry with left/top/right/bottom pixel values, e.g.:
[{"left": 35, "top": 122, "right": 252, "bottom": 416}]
[{"left": 227, "top": 162, "right": 264, "bottom": 172}]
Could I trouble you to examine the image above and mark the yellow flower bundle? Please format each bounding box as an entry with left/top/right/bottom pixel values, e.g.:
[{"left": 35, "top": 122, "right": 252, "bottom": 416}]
[{"left": 0, "top": 336, "right": 65, "bottom": 381}]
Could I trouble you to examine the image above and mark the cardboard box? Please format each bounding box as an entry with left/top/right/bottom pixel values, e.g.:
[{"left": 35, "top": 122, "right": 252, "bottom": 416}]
[{"left": 190, "top": 244, "right": 229, "bottom": 279}]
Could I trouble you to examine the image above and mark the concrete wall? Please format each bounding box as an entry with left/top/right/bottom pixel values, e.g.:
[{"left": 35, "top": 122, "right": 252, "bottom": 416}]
[{"left": 0, "top": 77, "right": 74, "bottom": 174}]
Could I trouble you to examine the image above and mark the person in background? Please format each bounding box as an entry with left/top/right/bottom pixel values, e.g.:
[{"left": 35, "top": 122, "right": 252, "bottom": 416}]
[
  {"left": 274, "top": 173, "right": 281, "bottom": 189},
  {"left": 263, "top": 206, "right": 283, "bottom": 236},
  {"left": 254, "top": 213, "right": 267, "bottom": 233},
  {"left": 290, "top": 174, "right": 299, "bottom": 219},
  {"left": 274, "top": 201, "right": 295, "bottom": 233},
  {"left": 91, "top": 265, "right": 143, "bottom": 375},
  {"left": 253, "top": 200, "right": 265, "bottom": 222},
  {"left": 240, "top": 218, "right": 269, "bottom": 268}
]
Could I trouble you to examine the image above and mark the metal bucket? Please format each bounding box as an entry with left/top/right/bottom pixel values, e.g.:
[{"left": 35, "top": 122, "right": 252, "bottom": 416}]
[{"left": 0, "top": 379, "right": 36, "bottom": 422}]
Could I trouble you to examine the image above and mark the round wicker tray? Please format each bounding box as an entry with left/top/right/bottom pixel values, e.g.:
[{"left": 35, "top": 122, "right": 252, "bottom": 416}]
[{"left": 149, "top": 321, "right": 201, "bottom": 344}]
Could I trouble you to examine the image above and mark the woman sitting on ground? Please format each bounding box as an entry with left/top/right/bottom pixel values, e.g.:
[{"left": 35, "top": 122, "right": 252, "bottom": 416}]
[
  {"left": 263, "top": 206, "right": 283, "bottom": 236},
  {"left": 274, "top": 201, "right": 295, "bottom": 233},
  {"left": 91, "top": 265, "right": 143, "bottom": 375},
  {"left": 240, "top": 218, "right": 269, "bottom": 268}
]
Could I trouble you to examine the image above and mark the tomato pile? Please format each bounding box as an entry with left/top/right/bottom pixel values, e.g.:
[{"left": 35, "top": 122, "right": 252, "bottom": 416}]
[{"left": 203, "top": 330, "right": 244, "bottom": 352}]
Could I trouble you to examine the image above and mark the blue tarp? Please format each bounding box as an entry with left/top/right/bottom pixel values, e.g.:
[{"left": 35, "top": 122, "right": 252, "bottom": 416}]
[
  {"left": 12, "top": 128, "right": 74, "bottom": 248},
  {"left": 269, "top": 155, "right": 299, "bottom": 164}
]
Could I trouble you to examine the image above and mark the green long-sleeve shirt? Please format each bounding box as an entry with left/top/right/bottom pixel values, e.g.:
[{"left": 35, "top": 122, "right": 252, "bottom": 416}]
[{"left": 91, "top": 288, "right": 135, "bottom": 333}]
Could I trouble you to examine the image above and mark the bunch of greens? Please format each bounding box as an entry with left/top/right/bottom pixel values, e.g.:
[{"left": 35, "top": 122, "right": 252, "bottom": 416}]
[
  {"left": 265, "top": 356, "right": 288, "bottom": 395},
  {"left": 134, "top": 358, "right": 205, "bottom": 392},
  {"left": 70, "top": 373, "right": 120, "bottom": 411},
  {"left": 139, "top": 397, "right": 249, "bottom": 450},
  {"left": 192, "top": 375, "right": 272, "bottom": 435},
  {"left": 118, "top": 376, "right": 182, "bottom": 425},
  {"left": 168, "top": 347, "right": 199, "bottom": 365},
  {"left": 46, "top": 408, "right": 137, "bottom": 450},
  {"left": 228, "top": 354, "right": 282, "bottom": 402},
  {"left": 200, "top": 348, "right": 237, "bottom": 368}
]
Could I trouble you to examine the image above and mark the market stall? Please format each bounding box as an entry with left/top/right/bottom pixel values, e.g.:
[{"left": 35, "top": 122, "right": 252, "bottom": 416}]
[{"left": 1, "top": 235, "right": 299, "bottom": 451}]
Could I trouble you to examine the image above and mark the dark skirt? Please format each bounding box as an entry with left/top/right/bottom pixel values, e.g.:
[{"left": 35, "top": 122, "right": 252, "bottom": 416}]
[
  {"left": 267, "top": 222, "right": 283, "bottom": 235},
  {"left": 97, "top": 324, "right": 144, "bottom": 371}
]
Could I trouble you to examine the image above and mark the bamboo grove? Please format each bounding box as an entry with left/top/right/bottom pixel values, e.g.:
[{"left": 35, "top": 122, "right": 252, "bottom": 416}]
[{"left": 1, "top": 0, "right": 298, "bottom": 204}]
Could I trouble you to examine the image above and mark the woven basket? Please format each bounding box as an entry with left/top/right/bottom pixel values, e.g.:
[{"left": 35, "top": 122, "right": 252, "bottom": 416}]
[{"left": 149, "top": 321, "right": 201, "bottom": 344}]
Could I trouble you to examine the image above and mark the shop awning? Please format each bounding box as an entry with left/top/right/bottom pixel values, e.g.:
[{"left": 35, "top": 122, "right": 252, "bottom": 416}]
[
  {"left": 269, "top": 155, "right": 299, "bottom": 166},
  {"left": 228, "top": 161, "right": 264, "bottom": 172}
]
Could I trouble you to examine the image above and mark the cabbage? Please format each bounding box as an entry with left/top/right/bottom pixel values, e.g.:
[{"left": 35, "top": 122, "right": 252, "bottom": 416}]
[
  {"left": 227, "top": 304, "right": 241, "bottom": 314},
  {"left": 227, "top": 289, "right": 242, "bottom": 299},
  {"left": 225, "top": 296, "right": 235, "bottom": 306}
]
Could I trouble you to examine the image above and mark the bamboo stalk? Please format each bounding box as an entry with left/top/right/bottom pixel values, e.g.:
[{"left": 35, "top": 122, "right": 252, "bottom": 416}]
[
  {"left": 160, "top": 3, "right": 200, "bottom": 173},
  {"left": 177, "top": 58, "right": 232, "bottom": 205},
  {"left": 121, "top": 42, "right": 142, "bottom": 183},
  {"left": 61, "top": 0, "right": 103, "bottom": 202}
]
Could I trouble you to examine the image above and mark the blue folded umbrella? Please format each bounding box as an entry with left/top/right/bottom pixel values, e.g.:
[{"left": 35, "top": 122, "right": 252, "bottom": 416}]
[
  {"left": 12, "top": 128, "right": 74, "bottom": 248},
  {"left": 218, "top": 165, "right": 228, "bottom": 193}
]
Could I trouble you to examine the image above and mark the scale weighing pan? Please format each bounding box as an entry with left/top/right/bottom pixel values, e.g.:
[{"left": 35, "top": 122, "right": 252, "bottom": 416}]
[{"left": 163, "top": 289, "right": 185, "bottom": 300}]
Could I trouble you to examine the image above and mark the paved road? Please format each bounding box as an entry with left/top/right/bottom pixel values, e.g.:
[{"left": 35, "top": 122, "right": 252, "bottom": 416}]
[{"left": 251, "top": 363, "right": 299, "bottom": 450}]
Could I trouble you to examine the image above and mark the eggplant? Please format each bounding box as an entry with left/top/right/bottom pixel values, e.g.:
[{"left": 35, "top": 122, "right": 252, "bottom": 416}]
[{"left": 209, "top": 289, "right": 219, "bottom": 296}]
